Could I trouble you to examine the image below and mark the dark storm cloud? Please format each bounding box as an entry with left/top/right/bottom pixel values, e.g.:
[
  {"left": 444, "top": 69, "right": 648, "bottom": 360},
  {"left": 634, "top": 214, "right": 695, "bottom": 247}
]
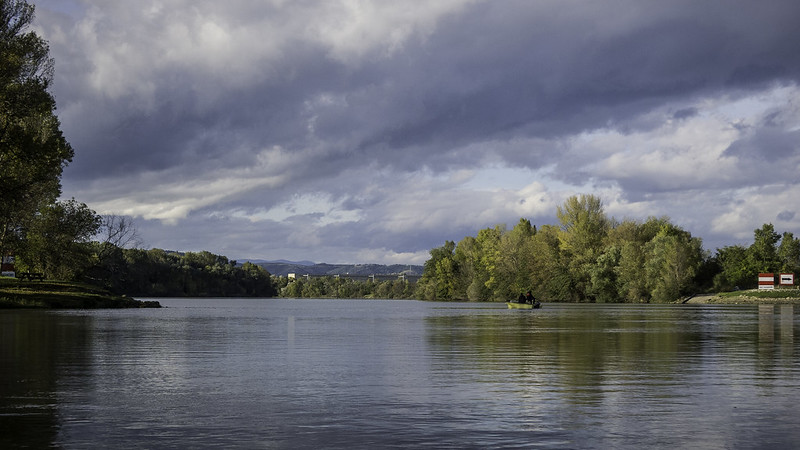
[
  {"left": 31, "top": 0, "right": 800, "bottom": 262},
  {"left": 53, "top": 0, "right": 800, "bottom": 180},
  {"left": 356, "top": 0, "right": 800, "bottom": 155}
]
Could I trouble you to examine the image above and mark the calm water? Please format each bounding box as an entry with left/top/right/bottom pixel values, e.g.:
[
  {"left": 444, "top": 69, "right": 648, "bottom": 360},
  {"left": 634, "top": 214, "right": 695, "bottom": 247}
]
[{"left": 1, "top": 299, "right": 798, "bottom": 449}]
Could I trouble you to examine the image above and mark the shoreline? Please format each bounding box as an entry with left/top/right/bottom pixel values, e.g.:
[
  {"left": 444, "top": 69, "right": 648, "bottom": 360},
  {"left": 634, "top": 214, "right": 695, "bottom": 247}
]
[
  {"left": 684, "top": 293, "right": 800, "bottom": 305},
  {"left": 0, "top": 279, "right": 161, "bottom": 309}
]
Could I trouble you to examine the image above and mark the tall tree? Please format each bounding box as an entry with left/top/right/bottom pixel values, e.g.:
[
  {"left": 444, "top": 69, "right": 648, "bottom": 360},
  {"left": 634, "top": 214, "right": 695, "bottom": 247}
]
[
  {"left": 417, "top": 241, "right": 457, "bottom": 300},
  {"left": 453, "top": 235, "right": 484, "bottom": 300},
  {"left": 557, "top": 194, "right": 610, "bottom": 300},
  {"left": 528, "top": 224, "right": 572, "bottom": 301},
  {"left": 496, "top": 218, "right": 536, "bottom": 299},
  {"left": 612, "top": 217, "right": 671, "bottom": 302},
  {"left": 714, "top": 245, "right": 752, "bottom": 290},
  {"left": 749, "top": 223, "right": 780, "bottom": 272},
  {"left": 0, "top": 0, "right": 73, "bottom": 257},
  {"left": 644, "top": 223, "right": 704, "bottom": 302},
  {"left": 777, "top": 232, "right": 800, "bottom": 275}
]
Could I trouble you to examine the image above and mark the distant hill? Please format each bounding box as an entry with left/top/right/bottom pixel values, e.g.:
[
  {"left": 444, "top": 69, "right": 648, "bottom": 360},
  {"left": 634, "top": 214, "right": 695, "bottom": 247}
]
[
  {"left": 248, "top": 261, "right": 424, "bottom": 278},
  {"left": 243, "top": 259, "right": 315, "bottom": 267}
]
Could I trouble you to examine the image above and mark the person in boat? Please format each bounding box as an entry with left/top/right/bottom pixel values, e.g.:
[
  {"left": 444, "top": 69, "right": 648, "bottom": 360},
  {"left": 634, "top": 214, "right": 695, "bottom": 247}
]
[
  {"left": 517, "top": 293, "right": 526, "bottom": 304},
  {"left": 525, "top": 290, "right": 534, "bottom": 304}
]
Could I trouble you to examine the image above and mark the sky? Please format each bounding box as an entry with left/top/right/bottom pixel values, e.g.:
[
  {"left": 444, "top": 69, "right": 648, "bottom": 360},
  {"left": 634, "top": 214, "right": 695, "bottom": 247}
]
[{"left": 30, "top": 0, "right": 800, "bottom": 265}]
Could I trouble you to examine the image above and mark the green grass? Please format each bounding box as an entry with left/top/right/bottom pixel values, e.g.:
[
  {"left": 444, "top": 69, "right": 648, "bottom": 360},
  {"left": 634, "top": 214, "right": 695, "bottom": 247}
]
[{"left": 0, "top": 278, "right": 160, "bottom": 309}]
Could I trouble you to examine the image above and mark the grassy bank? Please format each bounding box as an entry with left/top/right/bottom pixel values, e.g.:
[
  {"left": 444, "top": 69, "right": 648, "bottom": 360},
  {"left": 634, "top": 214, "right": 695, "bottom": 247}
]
[
  {"left": 688, "top": 288, "right": 800, "bottom": 304},
  {"left": 0, "top": 278, "right": 161, "bottom": 309}
]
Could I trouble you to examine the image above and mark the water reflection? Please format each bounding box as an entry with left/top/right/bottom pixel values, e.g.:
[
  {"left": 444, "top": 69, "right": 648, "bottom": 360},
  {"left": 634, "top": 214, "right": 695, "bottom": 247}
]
[
  {"left": 1, "top": 301, "right": 799, "bottom": 448},
  {"left": 781, "top": 305, "right": 793, "bottom": 356},
  {"left": 759, "top": 304, "right": 775, "bottom": 343},
  {"left": 426, "top": 304, "right": 800, "bottom": 448},
  {"left": 0, "top": 312, "right": 93, "bottom": 448}
]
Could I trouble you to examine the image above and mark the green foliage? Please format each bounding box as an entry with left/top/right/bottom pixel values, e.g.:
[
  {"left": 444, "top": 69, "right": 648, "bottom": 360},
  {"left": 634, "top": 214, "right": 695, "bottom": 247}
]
[
  {"left": 557, "top": 194, "right": 611, "bottom": 300},
  {"left": 713, "top": 245, "right": 752, "bottom": 290},
  {"left": 419, "top": 195, "right": 713, "bottom": 303},
  {"left": 0, "top": 0, "right": 74, "bottom": 257},
  {"left": 416, "top": 241, "right": 457, "bottom": 300},
  {"left": 713, "top": 225, "right": 799, "bottom": 291},
  {"left": 278, "top": 276, "right": 416, "bottom": 299},
  {"left": 17, "top": 198, "right": 101, "bottom": 279},
  {"left": 644, "top": 224, "right": 704, "bottom": 302},
  {"left": 588, "top": 246, "right": 620, "bottom": 303},
  {"left": 85, "top": 247, "right": 278, "bottom": 297},
  {"left": 749, "top": 223, "right": 781, "bottom": 272},
  {"left": 777, "top": 232, "right": 800, "bottom": 274}
]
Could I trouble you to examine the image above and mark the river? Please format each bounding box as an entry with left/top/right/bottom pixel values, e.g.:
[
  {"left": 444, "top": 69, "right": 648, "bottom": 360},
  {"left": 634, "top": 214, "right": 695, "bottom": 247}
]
[{"left": 1, "top": 299, "right": 798, "bottom": 448}]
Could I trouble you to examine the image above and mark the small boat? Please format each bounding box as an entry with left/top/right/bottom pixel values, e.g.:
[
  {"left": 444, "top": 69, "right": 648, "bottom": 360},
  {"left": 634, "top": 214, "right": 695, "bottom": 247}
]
[{"left": 507, "top": 301, "right": 541, "bottom": 309}]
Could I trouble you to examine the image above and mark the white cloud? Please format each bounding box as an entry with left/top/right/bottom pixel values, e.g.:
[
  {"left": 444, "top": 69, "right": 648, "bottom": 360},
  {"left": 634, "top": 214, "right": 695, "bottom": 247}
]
[
  {"left": 33, "top": 0, "right": 800, "bottom": 263},
  {"left": 712, "top": 185, "right": 800, "bottom": 240}
]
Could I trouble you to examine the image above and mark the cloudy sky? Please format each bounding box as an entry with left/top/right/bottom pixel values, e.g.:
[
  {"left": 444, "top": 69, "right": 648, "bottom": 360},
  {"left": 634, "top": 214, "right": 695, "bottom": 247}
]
[{"left": 31, "top": 0, "right": 800, "bottom": 264}]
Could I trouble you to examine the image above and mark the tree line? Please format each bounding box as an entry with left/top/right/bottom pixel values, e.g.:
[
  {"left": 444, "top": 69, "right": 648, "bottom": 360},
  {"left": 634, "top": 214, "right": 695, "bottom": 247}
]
[
  {"left": 416, "top": 194, "right": 800, "bottom": 303},
  {"left": 275, "top": 276, "right": 416, "bottom": 299},
  {"left": 9, "top": 199, "right": 277, "bottom": 297}
]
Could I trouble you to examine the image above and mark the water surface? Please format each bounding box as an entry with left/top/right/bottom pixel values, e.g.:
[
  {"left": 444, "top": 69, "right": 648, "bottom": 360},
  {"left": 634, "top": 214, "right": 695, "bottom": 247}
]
[{"left": 1, "top": 299, "right": 798, "bottom": 448}]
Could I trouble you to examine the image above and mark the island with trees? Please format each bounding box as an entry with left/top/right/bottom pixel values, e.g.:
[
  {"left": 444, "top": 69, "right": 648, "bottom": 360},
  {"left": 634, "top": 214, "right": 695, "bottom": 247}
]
[{"left": 415, "top": 194, "right": 799, "bottom": 303}]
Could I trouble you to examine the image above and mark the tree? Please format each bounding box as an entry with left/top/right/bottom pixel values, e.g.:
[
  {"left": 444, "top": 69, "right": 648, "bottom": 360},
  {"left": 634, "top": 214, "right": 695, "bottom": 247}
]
[
  {"left": 453, "top": 236, "right": 481, "bottom": 300},
  {"left": 588, "top": 246, "right": 621, "bottom": 303},
  {"left": 557, "top": 194, "right": 609, "bottom": 258},
  {"left": 714, "top": 245, "right": 752, "bottom": 290},
  {"left": 495, "top": 218, "right": 536, "bottom": 300},
  {"left": 97, "top": 214, "right": 142, "bottom": 249},
  {"left": 611, "top": 217, "right": 671, "bottom": 302},
  {"left": 475, "top": 225, "right": 504, "bottom": 299},
  {"left": 778, "top": 232, "right": 800, "bottom": 274},
  {"left": 0, "top": 0, "right": 73, "bottom": 257},
  {"left": 19, "top": 198, "right": 101, "bottom": 279},
  {"left": 644, "top": 224, "right": 704, "bottom": 302},
  {"left": 527, "top": 224, "right": 572, "bottom": 301},
  {"left": 749, "top": 223, "right": 780, "bottom": 272},
  {"left": 557, "top": 194, "right": 610, "bottom": 300},
  {"left": 417, "top": 241, "right": 457, "bottom": 300}
]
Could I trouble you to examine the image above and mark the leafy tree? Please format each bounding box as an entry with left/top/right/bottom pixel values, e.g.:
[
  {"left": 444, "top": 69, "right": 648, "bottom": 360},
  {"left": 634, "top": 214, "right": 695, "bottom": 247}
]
[
  {"left": 557, "top": 194, "right": 609, "bottom": 258},
  {"left": 453, "top": 236, "right": 483, "bottom": 300},
  {"left": 19, "top": 198, "right": 101, "bottom": 279},
  {"left": 417, "top": 241, "right": 457, "bottom": 300},
  {"left": 644, "top": 224, "right": 704, "bottom": 302},
  {"left": 475, "top": 225, "right": 504, "bottom": 299},
  {"left": 588, "top": 246, "right": 621, "bottom": 303},
  {"left": 611, "top": 217, "right": 670, "bottom": 302},
  {"left": 557, "top": 194, "right": 610, "bottom": 300},
  {"left": 714, "top": 245, "right": 752, "bottom": 290},
  {"left": 527, "top": 224, "right": 572, "bottom": 301},
  {"left": 495, "top": 218, "right": 536, "bottom": 299},
  {"left": 749, "top": 223, "right": 780, "bottom": 272},
  {"left": 0, "top": 0, "right": 73, "bottom": 257},
  {"left": 778, "top": 232, "right": 800, "bottom": 274}
]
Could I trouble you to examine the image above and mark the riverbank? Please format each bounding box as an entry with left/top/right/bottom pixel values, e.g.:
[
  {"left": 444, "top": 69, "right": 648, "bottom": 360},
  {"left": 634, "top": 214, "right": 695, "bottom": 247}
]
[
  {"left": 685, "top": 289, "right": 800, "bottom": 304},
  {"left": 0, "top": 278, "right": 161, "bottom": 309}
]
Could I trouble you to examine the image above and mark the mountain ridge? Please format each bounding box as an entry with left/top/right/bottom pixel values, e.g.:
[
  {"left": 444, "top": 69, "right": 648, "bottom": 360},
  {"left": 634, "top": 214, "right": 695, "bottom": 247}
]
[{"left": 244, "top": 260, "right": 424, "bottom": 277}]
